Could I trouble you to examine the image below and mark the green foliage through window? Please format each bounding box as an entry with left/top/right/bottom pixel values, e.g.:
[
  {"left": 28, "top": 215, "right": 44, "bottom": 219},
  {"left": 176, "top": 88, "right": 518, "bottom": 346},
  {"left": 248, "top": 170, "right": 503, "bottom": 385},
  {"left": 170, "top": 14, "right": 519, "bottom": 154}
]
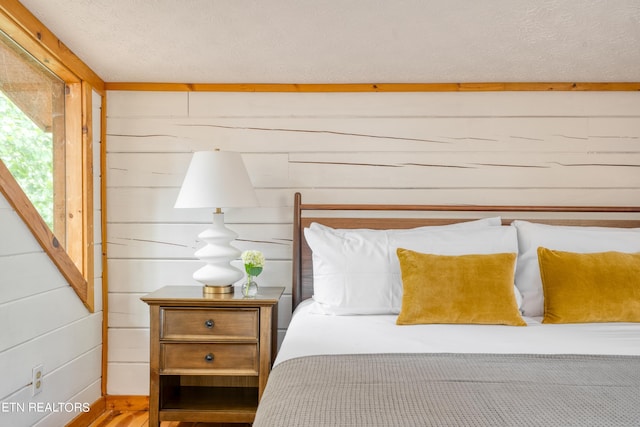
[{"left": 0, "top": 91, "right": 54, "bottom": 229}]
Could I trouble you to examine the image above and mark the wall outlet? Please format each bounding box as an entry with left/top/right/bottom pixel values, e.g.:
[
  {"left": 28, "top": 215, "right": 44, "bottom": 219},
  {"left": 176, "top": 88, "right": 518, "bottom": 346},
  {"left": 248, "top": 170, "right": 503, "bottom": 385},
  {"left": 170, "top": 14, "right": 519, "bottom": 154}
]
[{"left": 32, "top": 364, "right": 43, "bottom": 396}]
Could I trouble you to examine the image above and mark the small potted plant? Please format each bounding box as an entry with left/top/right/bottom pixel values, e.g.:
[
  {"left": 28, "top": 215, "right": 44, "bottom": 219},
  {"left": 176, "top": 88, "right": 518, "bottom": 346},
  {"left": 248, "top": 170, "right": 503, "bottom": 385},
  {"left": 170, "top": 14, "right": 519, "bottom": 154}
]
[{"left": 241, "top": 250, "right": 264, "bottom": 297}]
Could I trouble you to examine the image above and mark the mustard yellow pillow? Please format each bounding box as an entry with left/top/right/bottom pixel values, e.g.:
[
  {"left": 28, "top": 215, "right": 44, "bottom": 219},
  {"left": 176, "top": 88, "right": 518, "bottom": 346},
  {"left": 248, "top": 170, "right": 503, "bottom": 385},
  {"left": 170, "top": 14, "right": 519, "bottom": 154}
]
[
  {"left": 538, "top": 247, "right": 640, "bottom": 324},
  {"left": 396, "top": 249, "right": 525, "bottom": 326}
]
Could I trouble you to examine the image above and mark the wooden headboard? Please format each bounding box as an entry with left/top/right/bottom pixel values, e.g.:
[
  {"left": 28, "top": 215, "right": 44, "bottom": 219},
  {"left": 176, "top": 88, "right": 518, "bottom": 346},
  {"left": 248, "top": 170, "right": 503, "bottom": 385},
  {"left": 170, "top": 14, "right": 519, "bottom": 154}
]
[{"left": 292, "top": 192, "right": 640, "bottom": 310}]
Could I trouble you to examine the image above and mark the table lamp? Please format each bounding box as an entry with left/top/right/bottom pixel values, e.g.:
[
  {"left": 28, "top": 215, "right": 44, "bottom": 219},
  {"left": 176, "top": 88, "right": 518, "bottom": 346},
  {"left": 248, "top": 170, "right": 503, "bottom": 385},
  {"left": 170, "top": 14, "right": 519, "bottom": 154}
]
[{"left": 175, "top": 150, "right": 258, "bottom": 294}]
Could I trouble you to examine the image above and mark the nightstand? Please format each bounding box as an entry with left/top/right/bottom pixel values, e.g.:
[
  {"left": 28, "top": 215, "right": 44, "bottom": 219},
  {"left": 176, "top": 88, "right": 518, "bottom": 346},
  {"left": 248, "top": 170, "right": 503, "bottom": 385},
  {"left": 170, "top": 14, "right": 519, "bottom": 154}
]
[{"left": 141, "top": 285, "right": 284, "bottom": 426}]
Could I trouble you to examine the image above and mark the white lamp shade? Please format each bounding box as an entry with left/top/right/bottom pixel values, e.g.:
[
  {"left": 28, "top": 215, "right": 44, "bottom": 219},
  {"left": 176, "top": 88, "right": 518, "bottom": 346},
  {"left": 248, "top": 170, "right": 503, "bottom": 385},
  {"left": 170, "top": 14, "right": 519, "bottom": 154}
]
[{"left": 175, "top": 150, "right": 258, "bottom": 209}]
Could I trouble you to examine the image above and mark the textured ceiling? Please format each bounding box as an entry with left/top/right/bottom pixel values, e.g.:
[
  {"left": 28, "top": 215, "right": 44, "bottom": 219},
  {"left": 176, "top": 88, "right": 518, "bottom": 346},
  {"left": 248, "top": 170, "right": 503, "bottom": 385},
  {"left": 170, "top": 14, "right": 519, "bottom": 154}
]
[{"left": 17, "top": 0, "right": 640, "bottom": 83}]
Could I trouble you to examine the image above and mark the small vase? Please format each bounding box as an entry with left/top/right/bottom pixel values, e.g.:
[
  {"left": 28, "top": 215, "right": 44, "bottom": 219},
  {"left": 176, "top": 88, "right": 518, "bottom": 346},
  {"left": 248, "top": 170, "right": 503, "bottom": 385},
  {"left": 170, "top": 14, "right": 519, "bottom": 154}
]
[{"left": 242, "top": 280, "right": 258, "bottom": 297}]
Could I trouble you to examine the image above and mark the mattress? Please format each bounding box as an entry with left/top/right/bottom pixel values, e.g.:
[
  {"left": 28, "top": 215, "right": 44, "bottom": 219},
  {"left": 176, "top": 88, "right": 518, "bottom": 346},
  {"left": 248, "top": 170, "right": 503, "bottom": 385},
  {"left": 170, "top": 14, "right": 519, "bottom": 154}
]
[{"left": 275, "top": 299, "right": 640, "bottom": 366}]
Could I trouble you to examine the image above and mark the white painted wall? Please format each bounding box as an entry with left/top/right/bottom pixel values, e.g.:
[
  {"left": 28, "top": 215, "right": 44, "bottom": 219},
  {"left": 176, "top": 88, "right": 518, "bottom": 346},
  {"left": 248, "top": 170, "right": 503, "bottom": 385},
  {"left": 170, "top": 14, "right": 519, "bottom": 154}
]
[
  {"left": 0, "top": 92, "right": 103, "bottom": 427},
  {"left": 105, "top": 90, "right": 640, "bottom": 395}
]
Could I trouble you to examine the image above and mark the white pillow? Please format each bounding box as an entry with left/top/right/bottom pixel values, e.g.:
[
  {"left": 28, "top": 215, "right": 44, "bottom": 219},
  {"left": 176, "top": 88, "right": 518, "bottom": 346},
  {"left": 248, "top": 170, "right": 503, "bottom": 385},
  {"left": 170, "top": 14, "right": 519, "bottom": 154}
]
[
  {"left": 305, "top": 219, "right": 517, "bottom": 315},
  {"left": 512, "top": 220, "right": 640, "bottom": 317}
]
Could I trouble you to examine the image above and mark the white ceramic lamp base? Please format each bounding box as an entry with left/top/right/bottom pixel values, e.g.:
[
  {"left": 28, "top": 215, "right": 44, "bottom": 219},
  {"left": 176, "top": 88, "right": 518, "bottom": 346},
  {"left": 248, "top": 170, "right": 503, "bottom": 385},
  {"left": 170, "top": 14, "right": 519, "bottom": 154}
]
[{"left": 193, "top": 212, "right": 243, "bottom": 294}]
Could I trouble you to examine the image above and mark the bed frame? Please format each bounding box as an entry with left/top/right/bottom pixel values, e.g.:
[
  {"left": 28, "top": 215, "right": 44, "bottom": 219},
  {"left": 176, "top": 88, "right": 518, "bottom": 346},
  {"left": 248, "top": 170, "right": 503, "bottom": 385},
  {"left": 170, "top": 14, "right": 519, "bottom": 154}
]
[{"left": 292, "top": 192, "right": 640, "bottom": 309}]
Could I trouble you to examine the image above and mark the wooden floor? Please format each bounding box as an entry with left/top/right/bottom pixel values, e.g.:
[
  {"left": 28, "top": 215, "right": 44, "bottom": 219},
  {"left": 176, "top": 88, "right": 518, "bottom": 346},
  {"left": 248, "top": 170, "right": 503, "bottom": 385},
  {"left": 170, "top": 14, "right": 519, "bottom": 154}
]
[{"left": 88, "top": 410, "right": 251, "bottom": 427}]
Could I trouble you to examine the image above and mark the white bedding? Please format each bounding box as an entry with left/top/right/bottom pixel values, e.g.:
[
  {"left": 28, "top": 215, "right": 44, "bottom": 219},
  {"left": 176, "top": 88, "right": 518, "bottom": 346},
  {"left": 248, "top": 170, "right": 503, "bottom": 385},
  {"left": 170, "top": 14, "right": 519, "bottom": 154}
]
[{"left": 274, "top": 299, "right": 640, "bottom": 366}]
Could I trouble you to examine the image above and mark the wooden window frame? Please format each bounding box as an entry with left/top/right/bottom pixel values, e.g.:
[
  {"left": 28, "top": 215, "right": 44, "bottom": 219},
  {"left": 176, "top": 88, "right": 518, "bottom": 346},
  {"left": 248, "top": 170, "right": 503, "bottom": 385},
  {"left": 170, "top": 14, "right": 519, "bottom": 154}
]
[{"left": 0, "top": 1, "right": 104, "bottom": 312}]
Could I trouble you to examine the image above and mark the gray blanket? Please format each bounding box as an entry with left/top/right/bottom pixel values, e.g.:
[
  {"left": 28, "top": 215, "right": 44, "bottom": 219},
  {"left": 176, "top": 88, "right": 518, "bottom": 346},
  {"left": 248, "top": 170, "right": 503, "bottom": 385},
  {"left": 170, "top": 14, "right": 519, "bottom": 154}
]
[{"left": 253, "top": 353, "right": 640, "bottom": 426}]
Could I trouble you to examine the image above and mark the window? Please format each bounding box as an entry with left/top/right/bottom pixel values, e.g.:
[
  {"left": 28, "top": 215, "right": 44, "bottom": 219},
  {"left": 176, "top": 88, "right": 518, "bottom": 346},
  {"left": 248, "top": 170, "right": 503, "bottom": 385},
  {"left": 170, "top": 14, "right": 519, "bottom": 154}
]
[
  {"left": 0, "top": 19, "right": 97, "bottom": 311},
  {"left": 0, "top": 30, "right": 67, "bottom": 246}
]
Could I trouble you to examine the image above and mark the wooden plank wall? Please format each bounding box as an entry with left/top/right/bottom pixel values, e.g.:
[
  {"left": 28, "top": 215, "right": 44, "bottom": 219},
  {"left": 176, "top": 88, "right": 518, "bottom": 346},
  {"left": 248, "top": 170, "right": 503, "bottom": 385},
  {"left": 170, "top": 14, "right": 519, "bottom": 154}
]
[
  {"left": 0, "top": 91, "right": 103, "bottom": 426},
  {"left": 105, "top": 90, "right": 640, "bottom": 394}
]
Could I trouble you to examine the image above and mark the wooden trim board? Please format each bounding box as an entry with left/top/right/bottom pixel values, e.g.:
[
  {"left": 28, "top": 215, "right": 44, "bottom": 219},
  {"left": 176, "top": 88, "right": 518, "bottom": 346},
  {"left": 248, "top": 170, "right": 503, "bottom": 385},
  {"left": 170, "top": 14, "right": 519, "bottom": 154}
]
[
  {"left": 65, "top": 396, "right": 105, "bottom": 427},
  {"left": 0, "top": 159, "right": 89, "bottom": 309},
  {"left": 105, "top": 395, "right": 149, "bottom": 411},
  {"left": 104, "top": 82, "right": 640, "bottom": 92}
]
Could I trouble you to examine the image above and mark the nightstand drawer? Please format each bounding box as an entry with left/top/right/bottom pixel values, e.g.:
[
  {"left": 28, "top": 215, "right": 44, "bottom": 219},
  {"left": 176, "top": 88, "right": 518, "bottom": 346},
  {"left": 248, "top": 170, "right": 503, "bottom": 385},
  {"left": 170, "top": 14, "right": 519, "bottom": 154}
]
[
  {"left": 161, "top": 343, "right": 259, "bottom": 374},
  {"left": 161, "top": 308, "right": 258, "bottom": 341}
]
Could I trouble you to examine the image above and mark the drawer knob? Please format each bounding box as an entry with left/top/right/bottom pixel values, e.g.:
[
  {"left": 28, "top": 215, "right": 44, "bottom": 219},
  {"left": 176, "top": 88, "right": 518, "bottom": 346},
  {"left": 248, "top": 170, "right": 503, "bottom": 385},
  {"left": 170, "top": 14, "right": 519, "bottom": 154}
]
[
  {"left": 204, "top": 353, "right": 214, "bottom": 362},
  {"left": 204, "top": 319, "right": 214, "bottom": 329}
]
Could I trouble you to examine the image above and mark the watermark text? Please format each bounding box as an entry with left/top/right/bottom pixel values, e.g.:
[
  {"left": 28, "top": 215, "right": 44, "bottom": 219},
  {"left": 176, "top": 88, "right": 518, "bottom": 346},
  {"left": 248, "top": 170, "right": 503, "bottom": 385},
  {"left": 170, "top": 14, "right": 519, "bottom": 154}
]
[{"left": 0, "top": 401, "right": 90, "bottom": 413}]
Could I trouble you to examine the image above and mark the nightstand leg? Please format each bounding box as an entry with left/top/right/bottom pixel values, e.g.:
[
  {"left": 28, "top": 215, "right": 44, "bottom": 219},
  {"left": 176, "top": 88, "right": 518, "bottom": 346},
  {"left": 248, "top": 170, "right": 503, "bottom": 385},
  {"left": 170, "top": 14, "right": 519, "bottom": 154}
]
[{"left": 149, "top": 305, "right": 161, "bottom": 426}]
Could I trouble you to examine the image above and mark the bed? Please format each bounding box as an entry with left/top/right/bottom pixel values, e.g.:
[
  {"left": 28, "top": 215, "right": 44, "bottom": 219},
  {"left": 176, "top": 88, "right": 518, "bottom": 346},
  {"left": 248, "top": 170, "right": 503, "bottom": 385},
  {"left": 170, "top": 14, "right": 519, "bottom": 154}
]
[{"left": 253, "top": 193, "right": 640, "bottom": 426}]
